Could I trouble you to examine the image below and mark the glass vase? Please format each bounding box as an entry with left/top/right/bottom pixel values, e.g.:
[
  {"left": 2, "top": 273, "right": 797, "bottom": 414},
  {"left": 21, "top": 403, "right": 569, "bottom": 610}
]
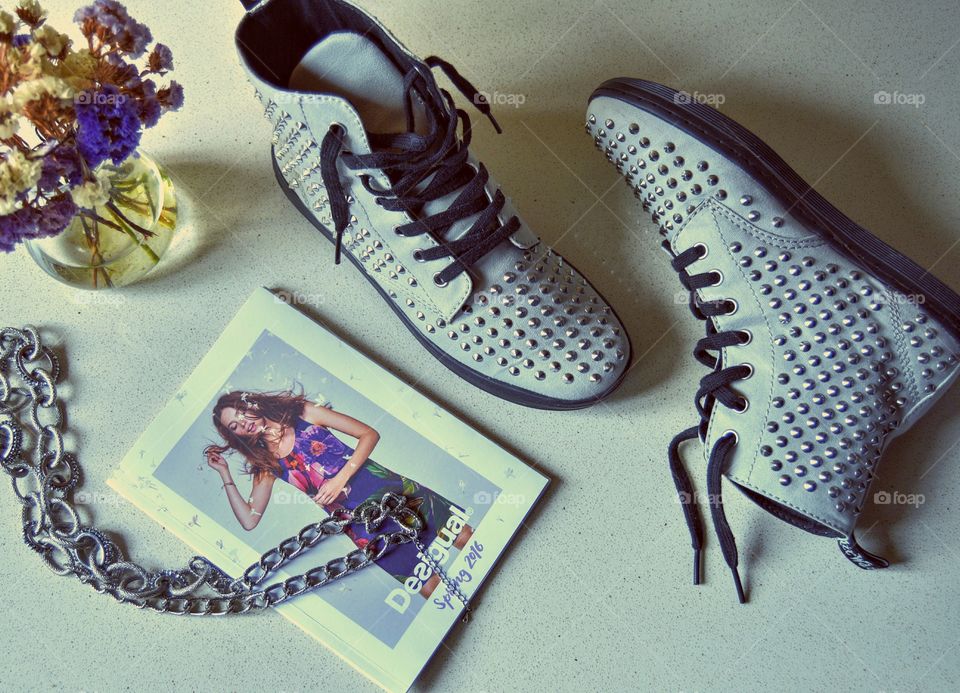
[{"left": 25, "top": 150, "right": 177, "bottom": 289}]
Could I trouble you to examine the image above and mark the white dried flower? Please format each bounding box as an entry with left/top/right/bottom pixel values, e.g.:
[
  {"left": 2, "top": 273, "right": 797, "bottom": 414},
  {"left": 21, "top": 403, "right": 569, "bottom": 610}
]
[
  {"left": 0, "top": 150, "right": 43, "bottom": 214},
  {"left": 0, "top": 113, "right": 20, "bottom": 139},
  {"left": 17, "top": 41, "right": 47, "bottom": 80},
  {"left": 32, "top": 25, "right": 68, "bottom": 58},
  {"left": 0, "top": 11, "right": 16, "bottom": 35},
  {"left": 11, "top": 75, "right": 74, "bottom": 110},
  {"left": 0, "top": 95, "right": 19, "bottom": 137},
  {"left": 15, "top": 1, "right": 45, "bottom": 27},
  {"left": 70, "top": 170, "right": 114, "bottom": 209}
]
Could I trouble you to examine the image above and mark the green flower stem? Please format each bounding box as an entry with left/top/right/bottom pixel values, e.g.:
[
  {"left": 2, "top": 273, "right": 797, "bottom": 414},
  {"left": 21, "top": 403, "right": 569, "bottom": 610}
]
[
  {"left": 105, "top": 200, "right": 157, "bottom": 238},
  {"left": 78, "top": 214, "right": 115, "bottom": 289},
  {"left": 112, "top": 191, "right": 153, "bottom": 218},
  {"left": 101, "top": 205, "right": 162, "bottom": 264}
]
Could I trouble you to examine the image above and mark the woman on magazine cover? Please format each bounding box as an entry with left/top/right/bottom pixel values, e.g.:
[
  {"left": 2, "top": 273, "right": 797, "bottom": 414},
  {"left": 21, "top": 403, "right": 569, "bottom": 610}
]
[{"left": 203, "top": 388, "right": 473, "bottom": 598}]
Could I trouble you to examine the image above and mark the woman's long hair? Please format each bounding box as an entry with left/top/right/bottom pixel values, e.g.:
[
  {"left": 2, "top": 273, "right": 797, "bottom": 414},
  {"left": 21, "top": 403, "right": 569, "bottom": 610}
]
[{"left": 204, "top": 387, "right": 309, "bottom": 479}]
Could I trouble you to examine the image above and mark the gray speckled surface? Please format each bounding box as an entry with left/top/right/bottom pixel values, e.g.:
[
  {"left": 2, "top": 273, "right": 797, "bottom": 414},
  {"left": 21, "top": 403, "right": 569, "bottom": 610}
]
[{"left": 3, "top": 1, "right": 960, "bottom": 691}]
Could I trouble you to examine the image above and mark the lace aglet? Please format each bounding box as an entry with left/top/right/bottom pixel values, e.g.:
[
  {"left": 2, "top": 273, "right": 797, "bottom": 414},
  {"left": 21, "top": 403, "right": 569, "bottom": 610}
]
[
  {"left": 334, "top": 227, "right": 344, "bottom": 265},
  {"left": 486, "top": 111, "right": 503, "bottom": 135},
  {"left": 731, "top": 566, "right": 746, "bottom": 604},
  {"left": 693, "top": 548, "right": 702, "bottom": 585}
]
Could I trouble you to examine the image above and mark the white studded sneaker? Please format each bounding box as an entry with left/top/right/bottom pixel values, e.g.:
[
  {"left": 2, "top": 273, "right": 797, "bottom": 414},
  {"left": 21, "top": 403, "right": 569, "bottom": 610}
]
[
  {"left": 233, "top": 0, "right": 630, "bottom": 409},
  {"left": 587, "top": 78, "right": 960, "bottom": 601}
]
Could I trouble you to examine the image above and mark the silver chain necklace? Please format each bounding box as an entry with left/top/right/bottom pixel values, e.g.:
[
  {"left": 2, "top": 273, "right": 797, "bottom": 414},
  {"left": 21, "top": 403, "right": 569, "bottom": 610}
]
[{"left": 0, "top": 326, "right": 471, "bottom": 618}]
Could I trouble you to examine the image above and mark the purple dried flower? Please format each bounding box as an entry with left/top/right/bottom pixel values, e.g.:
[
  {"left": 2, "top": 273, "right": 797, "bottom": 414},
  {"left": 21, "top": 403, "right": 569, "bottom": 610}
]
[
  {"left": 75, "top": 84, "right": 142, "bottom": 168},
  {"left": 74, "top": 0, "right": 152, "bottom": 58},
  {"left": 133, "top": 78, "right": 160, "bottom": 128},
  {"left": 139, "top": 99, "right": 161, "bottom": 128},
  {"left": 0, "top": 194, "right": 78, "bottom": 252},
  {"left": 0, "top": 218, "right": 21, "bottom": 253},
  {"left": 38, "top": 145, "right": 84, "bottom": 191},
  {"left": 157, "top": 81, "right": 184, "bottom": 112},
  {"left": 0, "top": 207, "right": 38, "bottom": 252},
  {"left": 103, "top": 52, "right": 142, "bottom": 89},
  {"left": 147, "top": 43, "right": 173, "bottom": 73},
  {"left": 36, "top": 194, "right": 79, "bottom": 237}
]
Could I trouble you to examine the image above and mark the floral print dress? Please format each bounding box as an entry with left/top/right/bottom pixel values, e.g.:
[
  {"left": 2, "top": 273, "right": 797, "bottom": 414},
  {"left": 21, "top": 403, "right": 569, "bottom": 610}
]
[{"left": 273, "top": 417, "right": 461, "bottom": 585}]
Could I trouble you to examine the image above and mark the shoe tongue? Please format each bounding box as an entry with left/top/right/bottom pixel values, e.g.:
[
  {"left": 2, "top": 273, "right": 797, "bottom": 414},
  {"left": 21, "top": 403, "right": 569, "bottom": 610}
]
[
  {"left": 289, "top": 31, "right": 425, "bottom": 135},
  {"left": 375, "top": 72, "right": 485, "bottom": 247}
]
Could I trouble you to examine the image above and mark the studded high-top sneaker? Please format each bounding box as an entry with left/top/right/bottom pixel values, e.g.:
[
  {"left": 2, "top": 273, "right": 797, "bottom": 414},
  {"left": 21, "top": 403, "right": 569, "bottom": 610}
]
[
  {"left": 586, "top": 78, "right": 960, "bottom": 601},
  {"left": 233, "top": 0, "right": 630, "bottom": 409}
]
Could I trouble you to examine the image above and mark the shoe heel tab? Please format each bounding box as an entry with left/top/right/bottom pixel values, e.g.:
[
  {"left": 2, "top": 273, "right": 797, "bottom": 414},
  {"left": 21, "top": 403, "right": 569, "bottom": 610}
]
[{"left": 838, "top": 535, "right": 890, "bottom": 570}]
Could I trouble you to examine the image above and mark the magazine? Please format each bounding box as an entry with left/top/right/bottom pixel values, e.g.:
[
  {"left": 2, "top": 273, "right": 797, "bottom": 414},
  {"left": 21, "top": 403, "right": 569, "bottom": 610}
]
[{"left": 107, "top": 287, "right": 549, "bottom": 692}]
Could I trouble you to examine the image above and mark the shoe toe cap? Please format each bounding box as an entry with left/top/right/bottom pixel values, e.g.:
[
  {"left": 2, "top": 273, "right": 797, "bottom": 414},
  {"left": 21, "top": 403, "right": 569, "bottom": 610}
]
[{"left": 461, "top": 250, "right": 631, "bottom": 409}]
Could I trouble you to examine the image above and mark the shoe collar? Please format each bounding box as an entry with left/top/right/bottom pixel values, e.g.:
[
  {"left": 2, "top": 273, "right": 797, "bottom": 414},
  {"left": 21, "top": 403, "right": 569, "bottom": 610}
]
[{"left": 236, "top": 0, "right": 421, "bottom": 94}]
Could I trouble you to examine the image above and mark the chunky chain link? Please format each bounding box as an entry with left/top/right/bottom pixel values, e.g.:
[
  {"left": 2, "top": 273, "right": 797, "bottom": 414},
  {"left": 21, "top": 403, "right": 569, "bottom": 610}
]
[{"left": 0, "top": 326, "right": 438, "bottom": 616}]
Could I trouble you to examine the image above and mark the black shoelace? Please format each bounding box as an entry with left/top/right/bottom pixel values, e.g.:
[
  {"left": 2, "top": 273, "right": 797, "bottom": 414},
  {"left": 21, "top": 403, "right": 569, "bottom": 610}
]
[
  {"left": 318, "top": 56, "right": 520, "bottom": 286},
  {"left": 666, "top": 240, "right": 753, "bottom": 603}
]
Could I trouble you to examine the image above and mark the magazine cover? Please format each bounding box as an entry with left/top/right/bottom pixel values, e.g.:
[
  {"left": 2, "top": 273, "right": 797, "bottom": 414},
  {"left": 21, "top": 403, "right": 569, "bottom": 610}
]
[{"left": 107, "top": 287, "right": 549, "bottom": 692}]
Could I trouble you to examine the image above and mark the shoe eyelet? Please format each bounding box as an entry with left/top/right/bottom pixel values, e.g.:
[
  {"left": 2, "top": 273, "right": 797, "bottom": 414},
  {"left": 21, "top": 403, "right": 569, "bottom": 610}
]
[
  {"left": 413, "top": 249, "right": 426, "bottom": 262},
  {"left": 710, "top": 269, "right": 724, "bottom": 286},
  {"left": 740, "top": 363, "right": 755, "bottom": 379},
  {"left": 738, "top": 329, "right": 753, "bottom": 345},
  {"left": 732, "top": 397, "right": 749, "bottom": 413},
  {"left": 693, "top": 242, "right": 709, "bottom": 259},
  {"left": 720, "top": 429, "right": 740, "bottom": 444},
  {"left": 360, "top": 174, "right": 388, "bottom": 195},
  {"left": 329, "top": 122, "right": 346, "bottom": 136},
  {"left": 394, "top": 227, "right": 404, "bottom": 235},
  {"left": 433, "top": 273, "right": 448, "bottom": 288},
  {"left": 724, "top": 298, "right": 739, "bottom": 315}
]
